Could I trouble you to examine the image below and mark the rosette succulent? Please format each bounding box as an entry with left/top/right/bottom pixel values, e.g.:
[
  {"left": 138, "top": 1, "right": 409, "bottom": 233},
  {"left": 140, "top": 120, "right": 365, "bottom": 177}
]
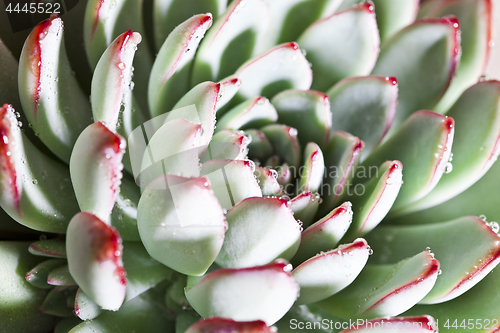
[{"left": 1, "top": 0, "right": 500, "bottom": 332}]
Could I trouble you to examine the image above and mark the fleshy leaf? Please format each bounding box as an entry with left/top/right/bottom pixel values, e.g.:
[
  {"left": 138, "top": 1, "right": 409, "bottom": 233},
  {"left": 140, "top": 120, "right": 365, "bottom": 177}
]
[
  {"left": 289, "top": 191, "right": 320, "bottom": 228},
  {"left": 293, "top": 238, "right": 370, "bottom": 305},
  {"left": 362, "top": 111, "right": 454, "bottom": 215},
  {"left": 74, "top": 288, "right": 102, "bottom": 321},
  {"left": 215, "top": 197, "right": 301, "bottom": 268},
  {"left": 299, "top": 142, "right": 325, "bottom": 193},
  {"left": 200, "top": 130, "right": 250, "bottom": 162},
  {"left": 153, "top": 0, "right": 226, "bottom": 51},
  {"left": 137, "top": 175, "right": 226, "bottom": 275},
  {"left": 318, "top": 251, "right": 440, "bottom": 319},
  {"left": 29, "top": 238, "right": 67, "bottom": 258},
  {"left": 246, "top": 129, "right": 273, "bottom": 162},
  {"left": 405, "top": 81, "right": 500, "bottom": 213},
  {"left": 176, "top": 311, "right": 203, "bottom": 333},
  {"left": 216, "top": 97, "right": 278, "bottom": 131},
  {"left": 186, "top": 317, "right": 272, "bottom": 333},
  {"left": 110, "top": 177, "right": 141, "bottom": 241},
  {"left": 217, "top": 77, "right": 242, "bottom": 111},
  {"left": 254, "top": 166, "right": 282, "bottom": 196},
  {"left": 18, "top": 16, "right": 92, "bottom": 162},
  {"left": 91, "top": 30, "right": 141, "bottom": 132},
  {"left": 340, "top": 316, "right": 437, "bottom": 332},
  {"left": 371, "top": 0, "right": 419, "bottom": 41},
  {"left": 366, "top": 216, "right": 500, "bottom": 304},
  {"left": 425, "top": 0, "right": 494, "bottom": 113},
  {"left": 0, "top": 105, "right": 80, "bottom": 233},
  {"left": 185, "top": 261, "right": 299, "bottom": 325},
  {"left": 66, "top": 212, "right": 126, "bottom": 311},
  {"left": 292, "top": 202, "right": 353, "bottom": 266},
  {"left": 272, "top": 89, "right": 331, "bottom": 148},
  {"left": 261, "top": 124, "right": 301, "bottom": 169},
  {"left": 319, "top": 131, "right": 364, "bottom": 214},
  {"left": 343, "top": 160, "right": 402, "bottom": 239},
  {"left": 70, "top": 122, "right": 126, "bottom": 222},
  {"left": 40, "top": 287, "right": 76, "bottom": 317},
  {"left": 192, "top": 0, "right": 269, "bottom": 84},
  {"left": 25, "top": 259, "right": 66, "bottom": 289},
  {"left": 371, "top": 18, "right": 460, "bottom": 128},
  {"left": 298, "top": 3, "right": 380, "bottom": 91},
  {"left": 327, "top": 76, "right": 398, "bottom": 159},
  {"left": 201, "top": 159, "right": 262, "bottom": 210},
  {"left": 228, "top": 42, "right": 313, "bottom": 106},
  {"left": 0, "top": 39, "right": 22, "bottom": 113},
  {"left": 47, "top": 265, "right": 77, "bottom": 286},
  {"left": 148, "top": 14, "right": 213, "bottom": 117}
]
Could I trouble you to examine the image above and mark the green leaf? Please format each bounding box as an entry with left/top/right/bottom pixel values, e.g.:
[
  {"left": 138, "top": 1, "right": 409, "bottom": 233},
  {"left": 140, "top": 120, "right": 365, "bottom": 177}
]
[
  {"left": 298, "top": 3, "right": 380, "bottom": 91},
  {"left": 148, "top": 14, "right": 213, "bottom": 117},
  {"left": 261, "top": 124, "right": 301, "bottom": 169},
  {"left": 343, "top": 160, "right": 402, "bottom": 239},
  {"left": 424, "top": 0, "right": 494, "bottom": 113},
  {"left": 318, "top": 251, "right": 440, "bottom": 319},
  {"left": 0, "top": 39, "right": 22, "bottom": 113},
  {"left": 290, "top": 191, "right": 320, "bottom": 228},
  {"left": 29, "top": 238, "right": 67, "bottom": 258},
  {"left": 153, "top": 0, "right": 226, "bottom": 51},
  {"left": 201, "top": 159, "right": 262, "bottom": 210},
  {"left": 74, "top": 288, "right": 102, "bottom": 321},
  {"left": 91, "top": 30, "right": 141, "bottom": 132},
  {"left": 47, "top": 265, "right": 77, "bottom": 286},
  {"left": 216, "top": 97, "right": 278, "bottom": 131},
  {"left": 228, "top": 42, "right": 313, "bottom": 106},
  {"left": 299, "top": 143, "right": 325, "bottom": 193},
  {"left": 254, "top": 166, "right": 283, "bottom": 196},
  {"left": 40, "top": 287, "right": 76, "bottom": 317},
  {"left": 110, "top": 177, "right": 141, "bottom": 241},
  {"left": 137, "top": 175, "right": 227, "bottom": 275},
  {"left": 192, "top": 0, "right": 269, "bottom": 84},
  {"left": 185, "top": 261, "right": 299, "bottom": 325},
  {"left": 18, "top": 16, "right": 92, "bottom": 163},
  {"left": 69, "top": 290, "right": 174, "bottom": 332},
  {"left": 404, "top": 81, "right": 500, "bottom": 213},
  {"left": 25, "top": 258, "right": 66, "bottom": 289},
  {"left": 327, "top": 76, "right": 398, "bottom": 160},
  {"left": 272, "top": 89, "right": 332, "bottom": 148},
  {"left": 371, "top": 18, "right": 460, "bottom": 128},
  {"left": 366, "top": 216, "right": 500, "bottom": 304},
  {"left": 246, "top": 129, "right": 274, "bottom": 162},
  {"left": 371, "top": 0, "right": 419, "bottom": 41},
  {"left": 362, "top": 111, "right": 454, "bottom": 215},
  {"left": 319, "top": 131, "right": 364, "bottom": 214},
  {"left": 0, "top": 242, "right": 54, "bottom": 333},
  {"left": 66, "top": 212, "right": 126, "bottom": 311},
  {"left": 186, "top": 318, "right": 272, "bottom": 333},
  {"left": 70, "top": 122, "right": 126, "bottom": 222},
  {"left": 292, "top": 202, "right": 353, "bottom": 266},
  {"left": 215, "top": 197, "right": 301, "bottom": 268},
  {"left": 293, "top": 238, "right": 370, "bottom": 305},
  {"left": 0, "top": 105, "right": 80, "bottom": 233},
  {"left": 200, "top": 130, "right": 250, "bottom": 162},
  {"left": 176, "top": 311, "right": 202, "bottom": 333}
]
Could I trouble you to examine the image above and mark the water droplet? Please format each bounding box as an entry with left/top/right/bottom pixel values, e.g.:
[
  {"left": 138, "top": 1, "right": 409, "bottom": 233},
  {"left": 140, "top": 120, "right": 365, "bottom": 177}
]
[
  {"left": 386, "top": 177, "right": 393, "bottom": 185},
  {"left": 270, "top": 169, "right": 278, "bottom": 179},
  {"left": 426, "top": 247, "right": 432, "bottom": 252},
  {"left": 488, "top": 221, "right": 499, "bottom": 233},
  {"left": 17, "top": 121, "right": 22, "bottom": 127},
  {"left": 479, "top": 214, "right": 487, "bottom": 221},
  {"left": 116, "top": 62, "right": 126, "bottom": 70},
  {"left": 32, "top": 179, "right": 38, "bottom": 185},
  {"left": 39, "top": 234, "right": 47, "bottom": 241},
  {"left": 114, "top": 250, "right": 121, "bottom": 256},
  {"left": 444, "top": 162, "right": 453, "bottom": 174},
  {"left": 367, "top": 246, "right": 373, "bottom": 255},
  {"left": 437, "top": 269, "right": 442, "bottom": 275},
  {"left": 284, "top": 264, "right": 293, "bottom": 273}
]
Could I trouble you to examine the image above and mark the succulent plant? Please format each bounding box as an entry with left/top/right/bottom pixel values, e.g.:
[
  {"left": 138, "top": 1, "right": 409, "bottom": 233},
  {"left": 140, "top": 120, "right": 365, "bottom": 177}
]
[{"left": 1, "top": 0, "right": 500, "bottom": 332}]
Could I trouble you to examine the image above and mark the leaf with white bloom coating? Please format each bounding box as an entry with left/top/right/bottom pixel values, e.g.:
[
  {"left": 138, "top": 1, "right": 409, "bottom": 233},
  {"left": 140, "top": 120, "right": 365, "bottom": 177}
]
[
  {"left": 201, "top": 159, "right": 261, "bottom": 210},
  {"left": 327, "top": 76, "right": 398, "bottom": 160},
  {"left": 289, "top": 191, "right": 320, "bottom": 228},
  {"left": 366, "top": 216, "right": 500, "bottom": 304},
  {"left": 185, "top": 261, "right": 299, "bottom": 325},
  {"left": 18, "top": 16, "right": 92, "bottom": 163},
  {"left": 299, "top": 143, "right": 325, "bottom": 193},
  {"left": 405, "top": 81, "right": 500, "bottom": 213},
  {"left": 70, "top": 122, "right": 126, "bottom": 223},
  {"left": 293, "top": 238, "right": 370, "bottom": 305},
  {"left": 272, "top": 89, "right": 331, "bottom": 148},
  {"left": 137, "top": 175, "right": 226, "bottom": 275},
  {"left": 254, "top": 166, "right": 282, "bottom": 196},
  {"left": 298, "top": 3, "right": 380, "bottom": 91},
  {"left": 39, "top": 287, "right": 76, "bottom": 317},
  {"left": 246, "top": 129, "right": 273, "bottom": 162},
  {"left": 200, "top": 130, "right": 250, "bottom": 162},
  {"left": 371, "top": 0, "right": 419, "bottom": 42},
  {"left": 292, "top": 202, "right": 353, "bottom": 266},
  {"left": 216, "top": 97, "right": 278, "bottom": 131},
  {"left": 371, "top": 18, "right": 460, "bottom": 129},
  {"left": 148, "top": 14, "right": 213, "bottom": 117},
  {"left": 110, "top": 177, "right": 141, "bottom": 241},
  {"left": 47, "top": 265, "right": 76, "bottom": 286},
  {"left": 216, "top": 197, "right": 301, "bottom": 268},
  {"left": 91, "top": 30, "right": 141, "bottom": 132},
  {"left": 74, "top": 288, "right": 102, "bottom": 321},
  {"left": 0, "top": 104, "right": 80, "bottom": 233},
  {"left": 318, "top": 251, "right": 440, "bottom": 319},
  {"left": 261, "top": 124, "right": 301, "bottom": 169},
  {"left": 66, "top": 212, "right": 126, "bottom": 311},
  {"left": 186, "top": 317, "right": 273, "bottom": 333},
  {"left": 192, "top": 0, "right": 269, "bottom": 84},
  {"left": 29, "top": 238, "right": 66, "bottom": 258},
  {"left": 343, "top": 160, "right": 402, "bottom": 239},
  {"left": 363, "top": 111, "right": 454, "bottom": 215},
  {"left": 25, "top": 259, "right": 66, "bottom": 289}
]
